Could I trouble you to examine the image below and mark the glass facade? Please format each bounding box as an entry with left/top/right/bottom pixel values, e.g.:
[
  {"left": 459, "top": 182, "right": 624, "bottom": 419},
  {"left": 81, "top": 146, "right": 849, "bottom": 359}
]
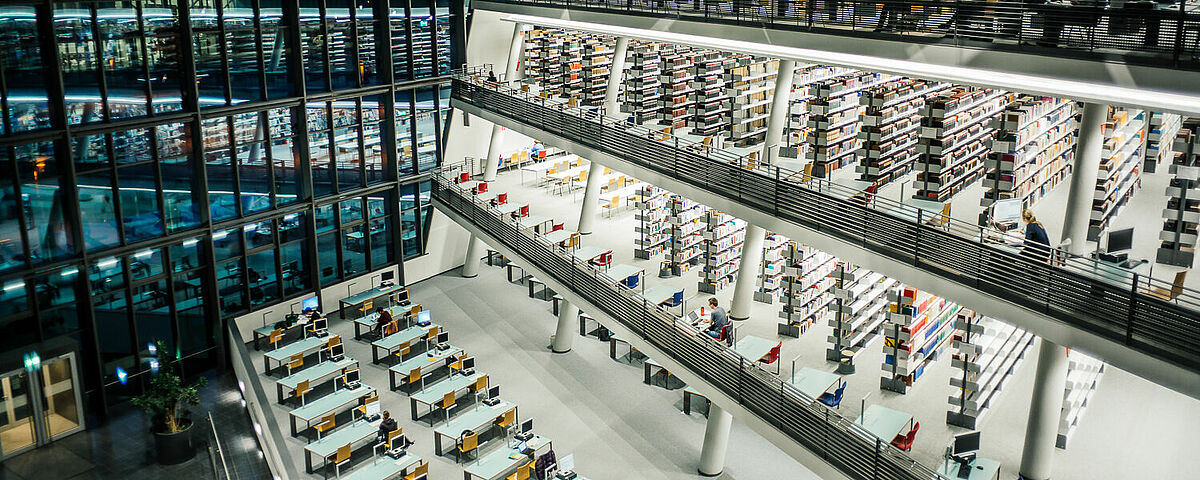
[{"left": 0, "top": 0, "right": 463, "bottom": 414}]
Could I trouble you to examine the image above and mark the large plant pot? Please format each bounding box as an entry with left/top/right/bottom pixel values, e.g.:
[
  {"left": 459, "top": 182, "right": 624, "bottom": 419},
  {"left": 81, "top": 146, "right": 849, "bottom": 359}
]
[{"left": 154, "top": 422, "right": 195, "bottom": 465}]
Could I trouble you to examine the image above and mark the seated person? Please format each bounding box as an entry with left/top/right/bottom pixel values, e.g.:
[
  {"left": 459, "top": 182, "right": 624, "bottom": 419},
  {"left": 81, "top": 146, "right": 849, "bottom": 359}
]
[
  {"left": 701, "top": 297, "right": 729, "bottom": 339},
  {"left": 373, "top": 307, "right": 393, "bottom": 338},
  {"left": 377, "top": 410, "right": 403, "bottom": 445}
]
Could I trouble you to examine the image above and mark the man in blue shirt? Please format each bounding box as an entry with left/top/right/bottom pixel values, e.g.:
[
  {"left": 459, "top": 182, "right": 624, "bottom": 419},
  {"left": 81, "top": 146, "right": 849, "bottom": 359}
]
[{"left": 704, "top": 297, "right": 729, "bottom": 340}]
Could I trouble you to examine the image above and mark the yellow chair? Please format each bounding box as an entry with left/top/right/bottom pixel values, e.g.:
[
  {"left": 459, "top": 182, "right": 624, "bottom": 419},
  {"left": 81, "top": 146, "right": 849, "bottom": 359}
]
[
  {"left": 267, "top": 329, "right": 283, "bottom": 350},
  {"left": 286, "top": 353, "right": 304, "bottom": 376},
  {"left": 456, "top": 432, "right": 479, "bottom": 463},
  {"left": 404, "top": 462, "right": 428, "bottom": 480},
  {"left": 295, "top": 379, "right": 311, "bottom": 405},
  {"left": 355, "top": 394, "right": 380, "bottom": 419},
  {"left": 495, "top": 408, "right": 516, "bottom": 429},
  {"left": 407, "top": 367, "right": 422, "bottom": 387},
  {"left": 383, "top": 320, "right": 399, "bottom": 337},
  {"left": 359, "top": 300, "right": 373, "bottom": 317},
  {"left": 472, "top": 374, "right": 489, "bottom": 393},
  {"left": 425, "top": 325, "right": 440, "bottom": 343},
  {"left": 439, "top": 391, "right": 457, "bottom": 423},
  {"left": 314, "top": 413, "right": 336, "bottom": 439},
  {"left": 330, "top": 443, "right": 352, "bottom": 477},
  {"left": 924, "top": 203, "right": 952, "bottom": 231},
  {"left": 1145, "top": 271, "right": 1187, "bottom": 302},
  {"left": 327, "top": 335, "right": 342, "bottom": 349},
  {"left": 393, "top": 340, "right": 412, "bottom": 361},
  {"left": 516, "top": 461, "right": 534, "bottom": 480}
]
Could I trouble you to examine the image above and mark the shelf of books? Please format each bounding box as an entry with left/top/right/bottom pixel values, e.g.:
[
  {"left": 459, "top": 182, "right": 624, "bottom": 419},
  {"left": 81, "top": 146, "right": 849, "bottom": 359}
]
[
  {"left": 856, "top": 79, "right": 951, "bottom": 186},
  {"left": 947, "top": 315, "right": 1035, "bottom": 428},
  {"left": 781, "top": 66, "right": 857, "bottom": 163},
  {"left": 581, "top": 37, "right": 615, "bottom": 106},
  {"left": 726, "top": 58, "right": 777, "bottom": 147},
  {"left": 688, "top": 52, "right": 733, "bottom": 138},
  {"left": 1089, "top": 107, "right": 1146, "bottom": 241},
  {"left": 623, "top": 44, "right": 663, "bottom": 124},
  {"left": 1157, "top": 118, "right": 1200, "bottom": 266},
  {"left": 806, "top": 72, "right": 891, "bottom": 179},
  {"left": 979, "top": 96, "right": 1077, "bottom": 225},
  {"left": 826, "top": 267, "right": 896, "bottom": 364},
  {"left": 777, "top": 243, "right": 838, "bottom": 337},
  {"left": 881, "top": 287, "right": 962, "bottom": 394},
  {"left": 1057, "top": 352, "right": 1105, "bottom": 449},
  {"left": 754, "top": 233, "right": 790, "bottom": 304},
  {"left": 634, "top": 185, "right": 669, "bottom": 260},
  {"left": 913, "top": 88, "right": 1013, "bottom": 202},
  {"left": 663, "top": 195, "right": 706, "bottom": 277},
  {"left": 657, "top": 47, "right": 698, "bottom": 130},
  {"left": 1146, "top": 112, "right": 1183, "bottom": 172},
  {"left": 697, "top": 211, "right": 746, "bottom": 293},
  {"left": 523, "top": 28, "right": 567, "bottom": 94}
]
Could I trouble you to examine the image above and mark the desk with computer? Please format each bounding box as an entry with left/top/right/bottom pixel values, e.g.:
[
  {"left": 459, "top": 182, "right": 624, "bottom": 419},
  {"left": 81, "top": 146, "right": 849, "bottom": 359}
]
[
  {"left": 938, "top": 431, "right": 1000, "bottom": 480},
  {"left": 462, "top": 419, "right": 558, "bottom": 480}
]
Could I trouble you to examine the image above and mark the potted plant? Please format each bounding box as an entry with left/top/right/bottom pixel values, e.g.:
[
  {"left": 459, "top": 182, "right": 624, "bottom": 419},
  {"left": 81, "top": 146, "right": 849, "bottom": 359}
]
[{"left": 131, "top": 342, "right": 208, "bottom": 465}]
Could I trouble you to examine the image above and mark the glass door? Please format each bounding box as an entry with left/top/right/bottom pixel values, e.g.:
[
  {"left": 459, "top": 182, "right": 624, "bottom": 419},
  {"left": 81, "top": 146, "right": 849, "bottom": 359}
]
[
  {"left": 0, "top": 369, "right": 36, "bottom": 458},
  {"left": 38, "top": 353, "right": 84, "bottom": 440}
]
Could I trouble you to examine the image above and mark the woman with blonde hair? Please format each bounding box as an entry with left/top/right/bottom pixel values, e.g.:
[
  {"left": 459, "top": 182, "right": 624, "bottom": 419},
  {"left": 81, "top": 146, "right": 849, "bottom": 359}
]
[{"left": 1022, "top": 209, "right": 1051, "bottom": 262}]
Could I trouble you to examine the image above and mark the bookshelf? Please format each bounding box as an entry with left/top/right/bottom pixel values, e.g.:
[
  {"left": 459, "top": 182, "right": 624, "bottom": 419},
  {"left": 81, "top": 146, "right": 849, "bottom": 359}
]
[
  {"left": 524, "top": 29, "right": 565, "bottom": 94},
  {"left": 688, "top": 52, "right": 733, "bottom": 137},
  {"left": 777, "top": 243, "right": 838, "bottom": 337},
  {"left": 663, "top": 195, "right": 706, "bottom": 277},
  {"left": 657, "top": 47, "right": 697, "bottom": 130},
  {"left": 1146, "top": 112, "right": 1183, "bottom": 172},
  {"left": 947, "top": 315, "right": 1035, "bottom": 428},
  {"left": 979, "top": 96, "right": 1077, "bottom": 224},
  {"left": 856, "top": 79, "right": 950, "bottom": 186},
  {"left": 1057, "top": 352, "right": 1105, "bottom": 449},
  {"left": 634, "top": 185, "right": 669, "bottom": 260},
  {"left": 754, "top": 233, "right": 789, "bottom": 304},
  {"left": 913, "top": 88, "right": 1013, "bottom": 202},
  {"left": 726, "top": 58, "right": 777, "bottom": 147},
  {"left": 623, "top": 44, "right": 663, "bottom": 124},
  {"left": 826, "top": 266, "right": 896, "bottom": 366},
  {"left": 697, "top": 211, "right": 746, "bottom": 294},
  {"left": 806, "top": 72, "right": 891, "bottom": 179},
  {"left": 1157, "top": 118, "right": 1200, "bottom": 266},
  {"left": 881, "top": 287, "right": 961, "bottom": 394},
  {"left": 581, "top": 38, "right": 615, "bottom": 106},
  {"left": 782, "top": 66, "right": 857, "bottom": 162},
  {"left": 1089, "top": 107, "right": 1146, "bottom": 241}
]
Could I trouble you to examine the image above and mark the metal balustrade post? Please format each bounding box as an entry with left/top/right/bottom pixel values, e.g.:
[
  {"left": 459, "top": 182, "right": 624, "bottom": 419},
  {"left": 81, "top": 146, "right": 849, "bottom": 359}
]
[
  {"left": 914, "top": 210, "right": 922, "bottom": 266},
  {"left": 1126, "top": 273, "right": 1139, "bottom": 345}
]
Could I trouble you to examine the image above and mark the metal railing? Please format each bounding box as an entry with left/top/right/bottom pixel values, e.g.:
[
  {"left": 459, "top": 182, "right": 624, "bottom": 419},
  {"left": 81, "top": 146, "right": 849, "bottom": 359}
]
[
  {"left": 208, "top": 412, "right": 233, "bottom": 480},
  {"left": 433, "top": 160, "right": 956, "bottom": 480},
  {"left": 449, "top": 67, "right": 1200, "bottom": 376},
  {"left": 479, "top": 0, "right": 1200, "bottom": 69}
]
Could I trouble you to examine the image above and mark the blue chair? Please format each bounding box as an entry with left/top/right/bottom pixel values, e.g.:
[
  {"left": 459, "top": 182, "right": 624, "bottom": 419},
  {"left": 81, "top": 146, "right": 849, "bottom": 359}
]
[
  {"left": 623, "top": 274, "right": 639, "bottom": 289},
  {"left": 668, "top": 290, "right": 684, "bottom": 307},
  {"left": 818, "top": 382, "right": 845, "bottom": 408}
]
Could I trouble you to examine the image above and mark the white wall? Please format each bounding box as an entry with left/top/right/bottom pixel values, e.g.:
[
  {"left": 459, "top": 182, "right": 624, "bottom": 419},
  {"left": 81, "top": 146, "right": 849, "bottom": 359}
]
[{"left": 402, "top": 208, "right": 473, "bottom": 282}]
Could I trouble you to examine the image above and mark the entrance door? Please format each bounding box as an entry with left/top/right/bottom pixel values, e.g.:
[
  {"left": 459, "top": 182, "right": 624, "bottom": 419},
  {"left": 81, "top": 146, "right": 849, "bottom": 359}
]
[{"left": 0, "top": 352, "right": 85, "bottom": 461}]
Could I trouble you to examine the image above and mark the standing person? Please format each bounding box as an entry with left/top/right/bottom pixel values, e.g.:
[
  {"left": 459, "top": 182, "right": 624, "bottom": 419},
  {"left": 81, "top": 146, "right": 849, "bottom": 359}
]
[
  {"left": 703, "top": 297, "right": 729, "bottom": 340},
  {"left": 1021, "top": 209, "right": 1052, "bottom": 263}
]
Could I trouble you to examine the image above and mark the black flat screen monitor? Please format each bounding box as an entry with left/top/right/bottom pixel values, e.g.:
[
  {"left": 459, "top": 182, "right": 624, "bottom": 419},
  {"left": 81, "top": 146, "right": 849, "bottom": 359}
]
[
  {"left": 487, "top": 386, "right": 500, "bottom": 398},
  {"left": 436, "top": 332, "right": 449, "bottom": 344},
  {"left": 314, "top": 317, "right": 328, "bottom": 331},
  {"left": 1107, "top": 228, "right": 1134, "bottom": 253},
  {"left": 953, "top": 431, "right": 980, "bottom": 455},
  {"left": 396, "top": 288, "right": 409, "bottom": 302},
  {"left": 329, "top": 344, "right": 344, "bottom": 358},
  {"left": 520, "top": 419, "right": 533, "bottom": 434},
  {"left": 462, "top": 357, "right": 475, "bottom": 370},
  {"left": 344, "top": 368, "right": 360, "bottom": 385},
  {"left": 382, "top": 271, "right": 395, "bottom": 281}
]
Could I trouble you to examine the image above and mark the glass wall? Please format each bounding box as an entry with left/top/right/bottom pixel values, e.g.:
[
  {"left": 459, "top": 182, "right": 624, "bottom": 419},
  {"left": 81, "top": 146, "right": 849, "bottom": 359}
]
[{"left": 0, "top": 0, "right": 462, "bottom": 413}]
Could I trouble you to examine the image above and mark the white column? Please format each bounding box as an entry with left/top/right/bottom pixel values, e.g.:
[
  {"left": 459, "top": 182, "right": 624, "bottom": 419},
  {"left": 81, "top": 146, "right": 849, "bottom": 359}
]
[
  {"left": 504, "top": 23, "right": 525, "bottom": 83},
  {"left": 760, "top": 59, "right": 797, "bottom": 165},
  {"left": 1018, "top": 102, "right": 1104, "bottom": 479},
  {"left": 462, "top": 238, "right": 484, "bottom": 277},
  {"left": 729, "top": 224, "right": 766, "bottom": 320},
  {"left": 1019, "top": 338, "right": 1069, "bottom": 480},
  {"left": 697, "top": 403, "right": 734, "bottom": 476},
  {"left": 551, "top": 302, "right": 579, "bottom": 353},
  {"left": 483, "top": 124, "right": 504, "bottom": 182},
  {"left": 577, "top": 37, "right": 631, "bottom": 235}
]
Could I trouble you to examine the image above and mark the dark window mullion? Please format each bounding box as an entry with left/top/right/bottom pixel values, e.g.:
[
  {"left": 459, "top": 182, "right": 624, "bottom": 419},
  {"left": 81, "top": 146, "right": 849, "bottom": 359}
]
[
  {"left": 252, "top": 0, "right": 268, "bottom": 101},
  {"left": 348, "top": 4, "right": 360, "bottom": 89},
  {"left": 404, "top": 92, "right": 418, "bottom": 175},
  {"left": 228, "top": 116, "right": 245, "bottom": 218},
  {"left": 6, "top": 146, "right": 33, "bottom": 270},
  {"left": 319, "top": 0, "right": 332, "bottom": 92},
  {"left": 355, "top": 98, "right": 366, "bottom": 186},
  {"left": 261, "top": 110, "right": 278, "bottom": 208},
  {"left": 106, "top": 137, "right": 127, "bottom": 246},
  {"left": 134, "top": 2, "right": 155, "bottom": 116},
  {"left": 89, "top": 5, "right": 111, "bottom": 123},
  {"left": 215, "top": 0, "right": 233, "bottom": 106}
]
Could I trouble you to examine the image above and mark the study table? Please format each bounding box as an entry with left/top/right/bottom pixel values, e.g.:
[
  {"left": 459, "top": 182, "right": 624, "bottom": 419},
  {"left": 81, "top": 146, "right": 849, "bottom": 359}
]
[
  {"left": 641, "top": 284, "right": 683, "bottom": 307},
  {"left": 474, "top": 190, "right": 499, "bottom": 203},
  {"left": 353, "top": 305, "right": 418, "bottom": 340},
  {"left": 682, "top": 386, "right": 709, "bottom": 415},
  {"left": 731, "top": 335, "right": 778, "bottom": 363},
  {"left": 341, "top": 452, "right": 424, "bottom": 480},
  {"left": 370, "top": 323, "right": 440, "bottom": 363},
  {"left": 302, "top": 418, "right": 381, "bottom": 472},
  {"left": 787, "top": 367, "right": 842, "bottom": 403},
  {"left": 388, "top": 345, "right": 464, "bottom": 390},
  {"left": 540, "top": 229, "right": 574, "bottom": 246},
  {"left": 856, "top": 404, "right": 914, "bottom": 443},
  {"left": 605, "top": 264, "right": 644, "bottom": 288},
  {"left": 462, "top": 435, "right": 551, "bottom": 480},
  {"left": 410, "top": 371, "right": 488, "bottom": 422},
  {"left": 571, "top": 245, "right": 611, "bottom": 264},
  {"left": 515, "top": 214, "right": 554, "bottom": 234},
  {"left": 277, "top": 356, "right": 359, "bottom": 403},
  {"left": 494, "top": 202, "right": 524, "bottom": 217},
  {"left": 252, "top": 316, "right": 311, "bottom": 350},
  {"left": 935, "top": 456, "right": 1000, "bottom": 480},
  {"left": 264, "top": 335, "right": 333, "bottom": 375},
  {"left": 339, "top": 284, "right": 407, "bottom": 318},
  {"left": 433, "top": 400, "right": 517, "bottom": 456},
  {"left": 288, "top": 384, "right": 376, "bottom": 436}
]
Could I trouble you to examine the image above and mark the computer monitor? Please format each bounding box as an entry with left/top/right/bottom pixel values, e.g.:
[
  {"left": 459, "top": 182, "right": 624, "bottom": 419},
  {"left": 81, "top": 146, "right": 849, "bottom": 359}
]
[
  {"left": 559, "top": 454, "right": 575, "bottom": 472},
  {"left": 436, "top": 332, "right": 449, "bottom": 344},
  {"left": 462, "top": 357, "right": 475, "bottom": 370},
  {"left": 343, "top": 368, "right": 360, "bottom": 386},
  {"left": 382, "top": 271, "right": 395, "bottom": 281},
  {"left": 520, "top": 419, "right": 533, "bottom": 434},
  {"left": 329, "top": 343, "right": 345, "bottom": 359},
  {"left": 415, "top": 310, "right": 431, "bottom": 326},
  {"left": 301, "top": 295, "right": 319, "bottom": 312},
  {"left": 396, "top": 288, "right": 409, "bottom": 303},
  {"left": 313, "top": 317, "right": 328, "bottom": 332},
  {"left": 953, "top": 431, "right": 980, "bottom": 456},
  {"left": 991, "top": 198, "right": 1022, "bottom": 225},
  {"left": 364, "top": 399, "right": 381, "bottom": 418},
  {"left": 1107, "top": 228, "right": 1134, "bottom": 253},
  {"left": 487, "top": 386, "right": 500, "bottom": 399}
]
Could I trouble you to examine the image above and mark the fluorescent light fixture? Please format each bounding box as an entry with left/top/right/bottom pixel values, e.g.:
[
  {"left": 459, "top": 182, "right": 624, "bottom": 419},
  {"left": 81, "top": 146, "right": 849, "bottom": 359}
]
[
  {"left": 98, "top": 257, "right": 118, "bottom": 269},
  {"left": 3, "top": 281, "right": 24, "bottom": 292},
  {"left": 213, "top": 229, "right": 229, "bottom": 241},
  {"left": 134, "top": 249, "right": 153, "bottom": 259},
  {"left": 182, "top": 238, "right": 198, "bottom": 248},
  {"left": 60, "top": 267, "right": 79, "bottom": 277}
]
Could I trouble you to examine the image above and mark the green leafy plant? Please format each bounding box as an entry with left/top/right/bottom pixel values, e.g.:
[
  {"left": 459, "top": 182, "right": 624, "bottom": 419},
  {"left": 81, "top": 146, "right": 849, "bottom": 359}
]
[{"left": 131, "top": 341, "right": 207, "bottom": 434}]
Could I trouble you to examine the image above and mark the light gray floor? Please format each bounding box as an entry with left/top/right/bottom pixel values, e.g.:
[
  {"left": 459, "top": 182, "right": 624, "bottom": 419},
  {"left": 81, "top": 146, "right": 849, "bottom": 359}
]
[{"left": 481, "top": 150, "right": 1200, "bottom": 480}]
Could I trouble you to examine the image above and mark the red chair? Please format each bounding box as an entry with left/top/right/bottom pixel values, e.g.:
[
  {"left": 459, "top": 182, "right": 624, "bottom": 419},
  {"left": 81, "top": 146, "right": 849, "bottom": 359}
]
[
  {"left": 474, "top": 182, "right": 488, "bottom": 194},
  {"left": 551, "top": 223, "right": 564, "bottom": 232},
  {"left": 517, "top": 205, "right": 529, "bottom": 218},
  {"left": 457, "top": 172, "right": 470, "bottom": 184},
  {"left": 495, "top": 193, "right": 508, "bottom": 206},
  {"left": 761, "top": 342, "right": 782, "bottom": 374},
  {"left": 538, "top": 150, "right": 547, "bottom": 159},
  {"left": 717, "top": 324, "right": 732, "bottom": 346},
  {"left": 890, "top": 422, "right": 920, "bottom": 451},
  {"left": 590, "top": 251, "right": 613, "bottom": 269}
]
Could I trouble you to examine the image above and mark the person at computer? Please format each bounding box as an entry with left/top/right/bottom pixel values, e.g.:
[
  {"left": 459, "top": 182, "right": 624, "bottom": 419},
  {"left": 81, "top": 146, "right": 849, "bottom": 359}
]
[
  {"left": 378, "top": 410, "right": 399, "bottom": 444},
  {"left": 373, "top": 307, "right": 393, "bottom": 339},
  {"left": 701, "top": 298, "right": 729, "bottom": 340},
  {"left": 1021, "top": 209, "right": 1052, "bottom": 263}
]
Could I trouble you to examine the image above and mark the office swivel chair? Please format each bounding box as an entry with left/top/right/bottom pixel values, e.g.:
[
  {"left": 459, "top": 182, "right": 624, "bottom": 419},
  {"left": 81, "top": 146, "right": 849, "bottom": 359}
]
[
  {"left": 716, "top": 325, "right": 732, "bottom": 346},
  {"left": 890, "top": 422, "right": 920, "bottom": 451},
  {"left": 818, "top": 382, "right": 846, "bottom": 408}
]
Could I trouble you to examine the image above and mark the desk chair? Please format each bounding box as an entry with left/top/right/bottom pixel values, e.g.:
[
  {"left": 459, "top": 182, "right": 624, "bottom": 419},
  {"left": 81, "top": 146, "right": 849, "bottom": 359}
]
[
  {"left": 449, "top": 356, "right": 465, "bottom": 374},
  {"left": 495, "top": 193, "right": 508, "bottom": 206},
  {"left": 471, "top": 374, "right": 489, "bottom": 397},
  {"left": 517, "top": 461, "right": 534, "bottom": 480},
  {"left": 457, "top": 172, "right": 470, "bottom": 184},
  {"left": 1144, "top": 271, "right": 1186, "bottom": 302},
  {"left": 924, "top": 203, "right": 951, "bottom": 231},
  {"left": 393, "top": 340, "right": 412, "bottom": 362},
  {"left": 314, "top": 413, "right": 336, "bottom": 439},
  {"left": 761, "top": 342, "right": 782, "bottom": 375},
  {"left": 425, "top": 326, "right": 440, "bottom": 345},
  {"left": 602, "top": 196, "right": 620, "bottom": 217},
  {"left": 407, "top": 368, "right": 423, "bottom": 390},
  {"left": 817, "top": 382, "right": 846, "bottom": 408},
  {"left": 355, "top": 394, "right": 380, "bottom": 420},
  {"left": 268, "top": 329, "right": 284, "bottom": 350},
  {"left": 295, "top": 380, "right": 312, "bottom": 405},
  {"left": 330, "top": 443, "right": 352, "bottom": 477},
  {"left": 440, "top": 391, "right": 458, "bottom": 424},
  {"left": 286, "top": 354, "right": 304, "bottom": 376},
  {"left": 667, "top": 291, "right": 684, "bottom": 307},
  {"left": 455, "top": 432, "right": 479, "bottom": 462},
  {"left": 495, "top": 408, "right": 516, "bottom": 430},
  {"left": 358, "top": 300, "right": 374, "bottom": 318},
  {"left": 590, "top": 251, "right": 613, "bottom": 269},
  {"left": 383, "top": 320, "right": 399, "bottom": 337},
  {"left": 404, "top": 462, "right": 429, "bottom": 480},
  {"left": 716, "top": 325, "right": 732, "bottom": 346},
  {"left": 890, "top": 421, "right": 920, "bottom": 451},
  {"left": 376, "top": 428, "right": 405, "bottom": 455}
]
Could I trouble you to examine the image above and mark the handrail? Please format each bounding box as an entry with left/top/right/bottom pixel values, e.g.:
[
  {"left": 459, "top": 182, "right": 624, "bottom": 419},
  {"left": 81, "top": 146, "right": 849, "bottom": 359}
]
[
  {"left": 431, "top": 159, "right": 955, "bottom": 480},
  {"left": 208, "top": 411, "right": 233, "bottom": 480},
  {"left": 477, "top": 0, "right": 1200, "bottom": 70},
  {"left": 447, "top": 67, "right": 1200, "bottom": 376}
]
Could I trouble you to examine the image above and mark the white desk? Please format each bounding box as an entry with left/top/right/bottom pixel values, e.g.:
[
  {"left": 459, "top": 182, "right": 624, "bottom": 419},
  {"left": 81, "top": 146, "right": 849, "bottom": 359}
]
[
  {"left": 572, "top": 245, "right": 611, "bottom": 263},
  {"left": 276, "top": 357, "right": 358, "bottom": 403},
  {"left": 463, "top": 435, "right": 551, "bottom": 480},
  {"left": 732, "top": 336, "right": 778, "bottom": 363},
  {"left": 936, "top": 456, "right": 1000, "bottom": 480},
  {"left": 388, "top": 345, "right": 464, "bottom": 390},
  {"left": 341, "top": 452, "right": 423, "bottom": 480},
  {"left": 432, "top": 400, "right": 516, "bottom": 456},
  {"left": 264, "top": 336, "right": 331, "bottom": 375},
  {"left": 302, "top": 418, "right": 380, "bottom": 472},
  {"left": 540, "top": 229, "right": 575, "bottom": 246},
  {"left": 787, "top": 367, "right": 841, "bottom": 403},
  {"left": 606, "top": 264, "right": 644, "bottom": 288},
  {"left": 642, "top": 284, "right": 683, "bottom": 306},
  {"left": 516, "top": 214, "right": 554, "bottom": 234},
  {"left": 409, "top": 372, "right": 487, "bottom": 422},
  {"left": 370, "top": 323, "right": 440, "bottom": 363},
  {"left": 288, "top": 384, "right": 375, "bottom": 436},
  {"left": 856, "top": 404, "right": 914, "bottom": 442},
  {"left": 495, "top": 203, "right": 524, "bottom": 217}
]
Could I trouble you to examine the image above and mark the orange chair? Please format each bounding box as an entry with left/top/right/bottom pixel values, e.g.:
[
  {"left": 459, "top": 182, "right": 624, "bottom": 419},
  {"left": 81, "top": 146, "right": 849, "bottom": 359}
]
[
  {"left": 495, "top": 408, "right": 516, "bottom": 429},
  {"left": 314, "top": 413, "right": 336, "bottom": 439},
  {"left": 404, "top": 462, "right": 428, "bottom": 480},
  {"left": 286, "top": 353, "right": 304, "bottom": 376},
  {"left": 455, "top": 432, "right": 479, "bottom": 463},
  {"left": 330, "top": 443, "right": 352, "bottom": 476},
  {"left": 439, "top": 391, "right": 458, "bottom": 423},
  {"left": 355, "top": 394, "right": 380, "bottom": 419},
  {"left": 1144, "top": 271, "right": 1187, "bottom": 302},
  {"left": 295, "top": 379, "right": 311, "bottom": 405}
]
